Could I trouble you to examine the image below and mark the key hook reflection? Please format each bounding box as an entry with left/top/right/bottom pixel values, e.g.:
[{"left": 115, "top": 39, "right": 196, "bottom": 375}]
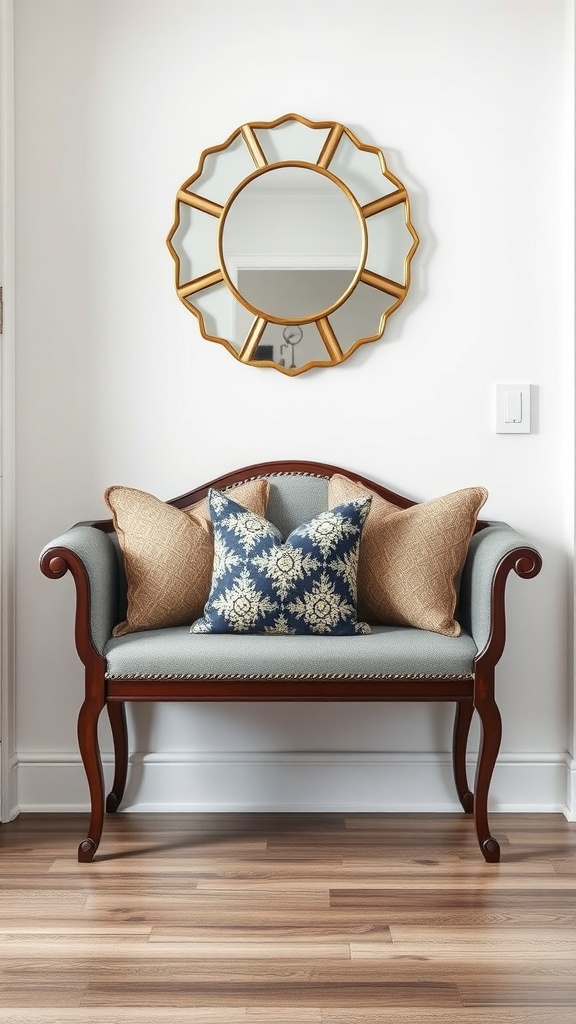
[{"left": 280, "top": 325, "right": 303, "bottom": 369}]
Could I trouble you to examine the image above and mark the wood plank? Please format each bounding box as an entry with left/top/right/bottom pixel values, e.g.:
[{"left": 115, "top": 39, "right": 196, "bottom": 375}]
[
  {"left": 352, "top": 937, "right": 576, "bottom": 960},
  {"left": 327, "top": 884, "right": 573, "bottom": 909},
  {"left": 191, "top": 877, "right": 564, "bottom": 894},
  {"left": 0, "top": 985, "right": 84, "bottom": 1007},
  {"left": 0, "top": 1011, "right": 320, "bottom": 1023},
  {"left": 17, "top": 1012, "right": 570, "bottom": 1024},
  {"left": 322, "top": 1012, "right": 576, "bottom": 1023},
  {"left": 48, "top": 856, "right": 269, "bottom": 874},
  {"left": 84, "top": 890, "right": 331, "bottom": 911},
  {"left": 149, "top": 925, "right": 392, "bottom": 942},
  {"left": 388, "top": 923, "right": 576, "bottom": 947},
  {"left": 459, "top": 980, "right": 576, "bottom": 1006},
  {"left": 0, "top": 939, "right": 351, "bottom": 960},
  {"left": 80, "top": 980, "right": 463, "bottom": 1008}
]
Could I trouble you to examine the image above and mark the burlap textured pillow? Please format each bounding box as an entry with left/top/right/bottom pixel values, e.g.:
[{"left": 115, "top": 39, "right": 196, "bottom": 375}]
[
  {"left": 105, "top": 479, "right": 270, "bottom": 637},
  {"left": 328, "top": 475, "right": 488, "bottom": 637}
]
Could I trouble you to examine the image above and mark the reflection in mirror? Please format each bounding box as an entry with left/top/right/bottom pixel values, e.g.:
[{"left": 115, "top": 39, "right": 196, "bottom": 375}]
[
  {"left": 234, "top": 270, "right": 357, "bottom": 368},
  {"left": 221, "top": 166, "right": 365, "bottom": 321},
  {"left": 236, "top": 268, "right": 358, "bottom": 324},
  {"left": 257, "top": 319, "right": 335, "bottom": 369},
  {"left": 167, "top": 113, "right": 418, "bottom": 375}
]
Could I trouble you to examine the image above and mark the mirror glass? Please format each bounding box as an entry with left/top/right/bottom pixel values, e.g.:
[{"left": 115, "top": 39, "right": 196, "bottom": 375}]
[
  {"left": 220, "top": 165, "right": 365, "bottom": 322},
  {"left": 167, "top": 114, "right": 418, "bottom": 375}
]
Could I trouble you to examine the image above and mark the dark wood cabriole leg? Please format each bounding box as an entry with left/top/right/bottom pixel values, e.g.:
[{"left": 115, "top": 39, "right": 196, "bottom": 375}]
[
  {"left": 106, "top": 701, "right": 128, "bottom": 813},
  {"left": 452, "top": 700, "right": 474, "bottom": 813},
  {"left": 473, "top": 673, "right": 502, "bottom": 863},
  {"left": 77, "top": 694, "right": 106, "bottom": 862}
]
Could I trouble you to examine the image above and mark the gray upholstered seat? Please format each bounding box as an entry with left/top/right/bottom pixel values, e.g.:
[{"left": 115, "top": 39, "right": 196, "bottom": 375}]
[{"left": 104, "top": 624, "right": 478, "bottom": 681}]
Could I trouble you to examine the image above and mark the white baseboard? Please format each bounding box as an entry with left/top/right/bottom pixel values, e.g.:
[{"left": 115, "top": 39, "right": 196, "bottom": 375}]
[
  {"left": 14, "top": 749, "right": 570, "bottom": 815},
  {"left": 0, "top": 749, "right": 18, "bottom": 821},
  {"left": 565, "top": 756, "right": 576, "bottom": 820}
]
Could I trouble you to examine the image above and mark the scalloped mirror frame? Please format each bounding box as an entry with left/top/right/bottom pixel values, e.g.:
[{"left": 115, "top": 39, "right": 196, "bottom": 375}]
[{"left": 167, "top": 113, "right": 419, "bottom": 377}]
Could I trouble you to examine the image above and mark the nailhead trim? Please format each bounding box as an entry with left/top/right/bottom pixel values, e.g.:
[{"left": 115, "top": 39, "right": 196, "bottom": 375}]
[
  {"left": 220, "top": 471, "right": 329, "bottom": 490},
  {"left": 181, "top": 471, "right": 330, "bottom": 506},
  {"left": 266, "top": 471, "right": 329, "bottom": 479},
  {"left": 105, "top": 671, "right": 473, "bottom": 681}
]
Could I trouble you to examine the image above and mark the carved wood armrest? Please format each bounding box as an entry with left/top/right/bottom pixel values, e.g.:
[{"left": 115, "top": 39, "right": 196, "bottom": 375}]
[
  {"left": 40, "top": 526, "right": 119, "bottom": 668},
  {"left": 459, "top": 521, "right": 542, "bottom": 668}
]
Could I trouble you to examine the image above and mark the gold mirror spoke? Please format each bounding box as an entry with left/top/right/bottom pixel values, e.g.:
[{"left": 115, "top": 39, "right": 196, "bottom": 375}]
[
  {"left": 362, "top": 190, "right": 408, "bottom": 219},
  {"left": 177, "top": 191, "right": 223, "bottom": 218},
  {"left": 316, "top": 124, "right": 345, "bottom": 169},
  {"left": 316, "top": 318, "right": 344, "bottom": 363},
  {"left": 178, "top": 269, "right": 224, "bottom": 299},
  {"left": 239, "top": 318, "right": 268, "bottom": 362},
  {"left": 360, "top": 269, "right": 407, "bottom": 301},
  {"left": 240, "top": 125, "right": 269, "bottom": 168}
]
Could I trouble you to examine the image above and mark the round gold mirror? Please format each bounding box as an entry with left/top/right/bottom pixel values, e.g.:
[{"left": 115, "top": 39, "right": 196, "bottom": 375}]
[{"left": 167, "top": 113, "right": 419, "bottom": 376}]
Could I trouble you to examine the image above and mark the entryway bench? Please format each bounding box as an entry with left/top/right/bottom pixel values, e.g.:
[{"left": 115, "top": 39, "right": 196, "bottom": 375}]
[{"left": 40, "top": 460, "right": 541, "bottom": 863}]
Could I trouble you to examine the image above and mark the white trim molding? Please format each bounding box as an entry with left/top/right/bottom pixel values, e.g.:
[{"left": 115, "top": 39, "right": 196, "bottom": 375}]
[
  {"left": 0, "top": 0, "right": 16, "bottom": 823},
  {"left": 565, "top": 755, "right": 576, "bottom": 820},
  {"left": 15, "top": 749, "right": 570, "bottom": 816}
]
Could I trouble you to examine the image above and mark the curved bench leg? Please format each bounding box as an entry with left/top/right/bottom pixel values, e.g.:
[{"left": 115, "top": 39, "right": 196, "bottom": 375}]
[
  {"left": 473, "top": 679, "right": 502, "bottom": 863},
  {"left": 106, "top": 701, "right": 128, "bottom": 813},
  {"left": 452, "top": 700, "right": 474, "bottom": 813},
  {"left": 77, "top": 695, "right": 105, "bottom": 862}
]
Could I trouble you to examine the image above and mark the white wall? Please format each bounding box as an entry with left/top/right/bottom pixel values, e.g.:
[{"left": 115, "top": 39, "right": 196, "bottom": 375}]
[{"left": 12, "top": 0, "right": 575, "bottom": 813}]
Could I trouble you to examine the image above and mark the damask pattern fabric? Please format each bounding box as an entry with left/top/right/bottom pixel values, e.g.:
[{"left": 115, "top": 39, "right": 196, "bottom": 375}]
[
  {"left": 105, "top": 479, "right": 269, "bottom": 637},
  {"left": 328, "top": 475, "right": 488, "bottom": 637},
  {"left": 191, "top": 489, "right": 372, "bottom": 636}
]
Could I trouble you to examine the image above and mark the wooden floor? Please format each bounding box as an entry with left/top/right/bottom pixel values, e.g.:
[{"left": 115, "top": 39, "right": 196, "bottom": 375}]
[{"left": 0, "top": 812, "right": 575, "bottom": 1022}]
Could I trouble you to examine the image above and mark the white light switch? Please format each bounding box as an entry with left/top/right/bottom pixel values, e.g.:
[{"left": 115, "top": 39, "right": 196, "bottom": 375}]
[
  {"left": 505, "top": 390, "right": 521, "bottom": 422},
  {"left": 495, "top": 384, "right": 531, "bottom": 433}
]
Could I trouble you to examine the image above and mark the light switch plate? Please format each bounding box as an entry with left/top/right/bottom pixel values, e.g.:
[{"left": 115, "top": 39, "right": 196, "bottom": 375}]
[{"left": 495, "top": 383, "right": 531, "bottom": 433}]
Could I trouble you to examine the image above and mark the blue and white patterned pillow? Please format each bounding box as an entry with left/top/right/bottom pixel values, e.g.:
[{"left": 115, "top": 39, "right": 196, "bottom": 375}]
[{"left": 191, "top": 489, "right": 372, "bottom": 636}]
